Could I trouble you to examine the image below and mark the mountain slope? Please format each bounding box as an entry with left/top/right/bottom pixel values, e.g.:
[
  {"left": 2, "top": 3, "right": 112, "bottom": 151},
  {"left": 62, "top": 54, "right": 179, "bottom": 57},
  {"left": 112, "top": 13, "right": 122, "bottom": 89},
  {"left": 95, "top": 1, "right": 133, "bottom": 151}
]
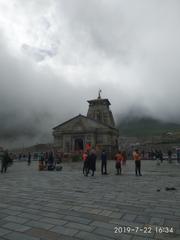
[{"left": 118, "top": 117, "right": 180, "bottom": 137}]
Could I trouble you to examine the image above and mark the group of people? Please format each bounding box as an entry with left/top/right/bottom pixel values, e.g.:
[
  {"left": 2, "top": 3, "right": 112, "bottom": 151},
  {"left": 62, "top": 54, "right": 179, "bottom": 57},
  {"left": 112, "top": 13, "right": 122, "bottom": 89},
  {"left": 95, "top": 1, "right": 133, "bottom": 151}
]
[
  {"left": 114, "top": 149, "right": 142, "bottom": 176},
  {"left": 82, "top": 149, "right": 97, "bottom": 176},
  {"left": 149, "top": 148, "right": 180, "bottom": 164},
  {"left": 82, "top": 149, "right": 142, "bottom": 177},
  {"left": 38, "top": 151, "right": 62, "bottom": 171},
  {"left": 147, "top": 150, "right": 162, "bottom": 160},
  {"left": 2, "top": 146, "right": 179, "bottom": 176}
]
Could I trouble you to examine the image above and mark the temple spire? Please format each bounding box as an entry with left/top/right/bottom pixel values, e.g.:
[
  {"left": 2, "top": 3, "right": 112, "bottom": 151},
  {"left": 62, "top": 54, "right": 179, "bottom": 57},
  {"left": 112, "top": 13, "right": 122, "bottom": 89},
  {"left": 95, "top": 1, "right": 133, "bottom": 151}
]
[{"left": 87, "top": 93, "right": 115, "bottom": 127}]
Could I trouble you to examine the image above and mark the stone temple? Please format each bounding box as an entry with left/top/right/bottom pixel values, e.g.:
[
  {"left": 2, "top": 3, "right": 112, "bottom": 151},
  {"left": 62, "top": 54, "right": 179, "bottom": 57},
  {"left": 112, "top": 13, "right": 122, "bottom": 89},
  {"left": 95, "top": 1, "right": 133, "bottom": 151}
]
[{"left": 53, "top": 91, "right": 119, "bottom": 158}]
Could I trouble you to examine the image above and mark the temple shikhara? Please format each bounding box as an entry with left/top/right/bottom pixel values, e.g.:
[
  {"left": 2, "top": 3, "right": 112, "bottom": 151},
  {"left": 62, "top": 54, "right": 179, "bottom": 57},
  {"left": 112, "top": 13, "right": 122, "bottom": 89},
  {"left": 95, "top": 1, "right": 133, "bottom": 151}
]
[{"left": 53, "top": 91, "right": 119, "bottom": 157}]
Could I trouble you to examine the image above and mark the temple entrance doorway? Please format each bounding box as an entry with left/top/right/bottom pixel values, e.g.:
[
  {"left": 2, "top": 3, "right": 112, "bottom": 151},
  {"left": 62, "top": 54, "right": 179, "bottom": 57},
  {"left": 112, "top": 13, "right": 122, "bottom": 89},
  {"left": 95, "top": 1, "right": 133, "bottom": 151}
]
[{"left": 74, "top": 138, "right": 84, "bottom": 151}]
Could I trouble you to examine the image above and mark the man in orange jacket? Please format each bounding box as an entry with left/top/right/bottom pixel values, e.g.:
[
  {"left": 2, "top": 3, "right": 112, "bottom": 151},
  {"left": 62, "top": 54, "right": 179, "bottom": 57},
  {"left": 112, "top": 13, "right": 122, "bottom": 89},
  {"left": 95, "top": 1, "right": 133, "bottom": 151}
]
[{"left": 133, "top": 149, "right": 142, "bottom": 176}]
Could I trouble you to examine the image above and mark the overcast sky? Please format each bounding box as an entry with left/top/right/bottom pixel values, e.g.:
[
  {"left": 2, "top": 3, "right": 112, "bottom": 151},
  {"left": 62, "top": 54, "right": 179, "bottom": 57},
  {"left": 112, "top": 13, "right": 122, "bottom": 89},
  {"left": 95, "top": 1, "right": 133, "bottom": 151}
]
[{"left": 0, "top": 0, "right": 180, "bottom": 148}]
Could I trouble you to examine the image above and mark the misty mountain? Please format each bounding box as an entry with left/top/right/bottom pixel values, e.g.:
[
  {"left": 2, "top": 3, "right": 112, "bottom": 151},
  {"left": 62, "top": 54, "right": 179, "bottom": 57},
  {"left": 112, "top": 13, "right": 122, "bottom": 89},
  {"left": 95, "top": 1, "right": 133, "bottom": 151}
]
[{"left": 118, "top": 117, "right": 180, "bottom": 137}]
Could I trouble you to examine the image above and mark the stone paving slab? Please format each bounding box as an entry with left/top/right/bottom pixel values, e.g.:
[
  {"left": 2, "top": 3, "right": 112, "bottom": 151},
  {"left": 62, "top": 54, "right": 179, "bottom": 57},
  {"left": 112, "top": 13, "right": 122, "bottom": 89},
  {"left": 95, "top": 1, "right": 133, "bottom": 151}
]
[
  {"left": 2, "top": 223, "right": 31, "bottom": 232},
  {"left": 63, "top": 215, "right": 92, "bottom": 225},
  {"left": 3, "top": 216, "right": 29, "bottom": 224},
  {"left": 50, "top": 225, "right": 79, "bottom": 236},
  {"left": 25, "top": 220, "right": 55, "bottom": 230},
  {"left": 3, "top": 232, "right": 40, "bottom": 240},
  {"left": 26, "top": 228, "right": 79, "bottom": 240},
  {"left": 0, "top": 160, "right": 180, "bottom": 239},
  {"left": 39, "top": 216, "right": 67, "bottom": 226},
  {"left": 75, "top": 231, "right": 111, "bottom": 240}
]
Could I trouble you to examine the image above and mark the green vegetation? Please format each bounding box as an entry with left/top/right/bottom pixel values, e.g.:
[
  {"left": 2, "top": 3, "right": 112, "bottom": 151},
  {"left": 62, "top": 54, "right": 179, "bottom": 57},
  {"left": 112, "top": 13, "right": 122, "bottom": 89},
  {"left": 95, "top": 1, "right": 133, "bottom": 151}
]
[{"left": 72, "top": 153, "right": 82, "bottom": 162}]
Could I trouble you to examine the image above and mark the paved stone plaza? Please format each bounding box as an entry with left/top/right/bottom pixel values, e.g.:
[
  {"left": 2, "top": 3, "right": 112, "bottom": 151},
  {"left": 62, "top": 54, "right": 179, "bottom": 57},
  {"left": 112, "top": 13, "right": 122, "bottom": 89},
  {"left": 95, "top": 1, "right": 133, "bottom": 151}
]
[{"left": 0, "top": 160, "right": 180, "bottom": 240}]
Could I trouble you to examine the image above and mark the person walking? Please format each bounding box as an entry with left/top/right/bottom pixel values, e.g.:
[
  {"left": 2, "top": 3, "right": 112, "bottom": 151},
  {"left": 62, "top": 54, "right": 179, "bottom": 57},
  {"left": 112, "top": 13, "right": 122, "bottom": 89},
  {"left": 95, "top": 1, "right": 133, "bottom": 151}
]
[
  {"left": 101, "top": 150, "right": 107, "bottom": 175},
  {"left": 115, "top": 151, "right": 122, "bottom": 175},
  {"left": 133, "top": 149, "right": 142, "bottom": 176}
]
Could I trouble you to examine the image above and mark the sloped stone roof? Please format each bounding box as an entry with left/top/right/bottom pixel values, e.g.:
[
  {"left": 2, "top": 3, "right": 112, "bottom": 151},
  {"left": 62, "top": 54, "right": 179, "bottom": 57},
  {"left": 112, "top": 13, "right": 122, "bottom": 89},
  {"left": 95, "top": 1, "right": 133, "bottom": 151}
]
[{"left": 53, "top": 114, "right": 117, "bottom": 130}]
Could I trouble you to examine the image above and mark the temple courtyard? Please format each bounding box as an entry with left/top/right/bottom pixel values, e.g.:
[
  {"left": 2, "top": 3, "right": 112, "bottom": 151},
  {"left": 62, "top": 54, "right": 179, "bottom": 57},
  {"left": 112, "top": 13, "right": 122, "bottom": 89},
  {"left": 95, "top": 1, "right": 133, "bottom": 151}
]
[{"left": 0, "top": 160, "right": 180, "bottom": 240}]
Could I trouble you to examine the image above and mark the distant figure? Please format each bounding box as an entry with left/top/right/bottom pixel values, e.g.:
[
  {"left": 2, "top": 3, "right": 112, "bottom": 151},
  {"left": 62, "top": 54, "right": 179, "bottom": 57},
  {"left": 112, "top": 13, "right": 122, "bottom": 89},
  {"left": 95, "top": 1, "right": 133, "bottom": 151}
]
[
  {"left": 122, "top": 151, "right": 127, "bottom": 166},
  {"left": 1, "top": 150, "right": 10, "bottom": 173},
  {"left": 115, "top": 151, "right": 122, "bottom": 175},
  {"left": 45, "top": 152, "right": 49, "bottom": 167},
  {"left": 159, "top": 150, "right": 163, "bottom": 163},
  {"left": 18, "top": 153, "right": 22, "bottom": 161},
  {"left": 27, "top": 152, "right": 31, "bottom": 166},
  {"left": 151, "top": 150, "right": 155, "bottom": 160},
  {"left": 55, "top": 153, "right": 63, "bottom": 171},
  {"left": 167, "top": 149, "right": 172, "bottom": 163},
  {"left": 89, "top": 149, "right": 96, "bottom": 176},
  {"left": 155, "top": 150, "right": 160, "bottom": 165},
  {"left": 48, "top": 151, "right": 55, "bottom": 170},
  {"left": 133, "top": 149, "right": 142, "bottom": 176},
  {"left": 141, "top": 150, "right": 145, "bottom": 158},
  {"left": 101, "top": 150, "right": 107, "bottom": 175},
  {"left": 38, "top": 152, "right": 44, "bottom": 171},
  {"left": 82, "top": 151, "right": 88, "bottom": 176}
]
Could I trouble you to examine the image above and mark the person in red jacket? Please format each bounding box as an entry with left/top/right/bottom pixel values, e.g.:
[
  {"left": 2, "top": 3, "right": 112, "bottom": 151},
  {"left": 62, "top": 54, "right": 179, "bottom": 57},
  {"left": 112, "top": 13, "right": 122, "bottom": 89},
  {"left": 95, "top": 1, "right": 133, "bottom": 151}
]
[{"left": 82, "top": 151, "right": 88, "bottom": 176}]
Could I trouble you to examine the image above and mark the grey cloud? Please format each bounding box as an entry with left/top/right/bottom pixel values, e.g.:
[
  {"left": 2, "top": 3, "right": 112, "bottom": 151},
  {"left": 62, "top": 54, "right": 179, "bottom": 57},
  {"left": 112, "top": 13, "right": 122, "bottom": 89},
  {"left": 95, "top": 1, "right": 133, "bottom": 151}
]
[
  {"left": 22, "top": 44, "right": 58, "bottom": 61},
  {"left": 0, "top": 0, "right": 180, "bottom": 148}
]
